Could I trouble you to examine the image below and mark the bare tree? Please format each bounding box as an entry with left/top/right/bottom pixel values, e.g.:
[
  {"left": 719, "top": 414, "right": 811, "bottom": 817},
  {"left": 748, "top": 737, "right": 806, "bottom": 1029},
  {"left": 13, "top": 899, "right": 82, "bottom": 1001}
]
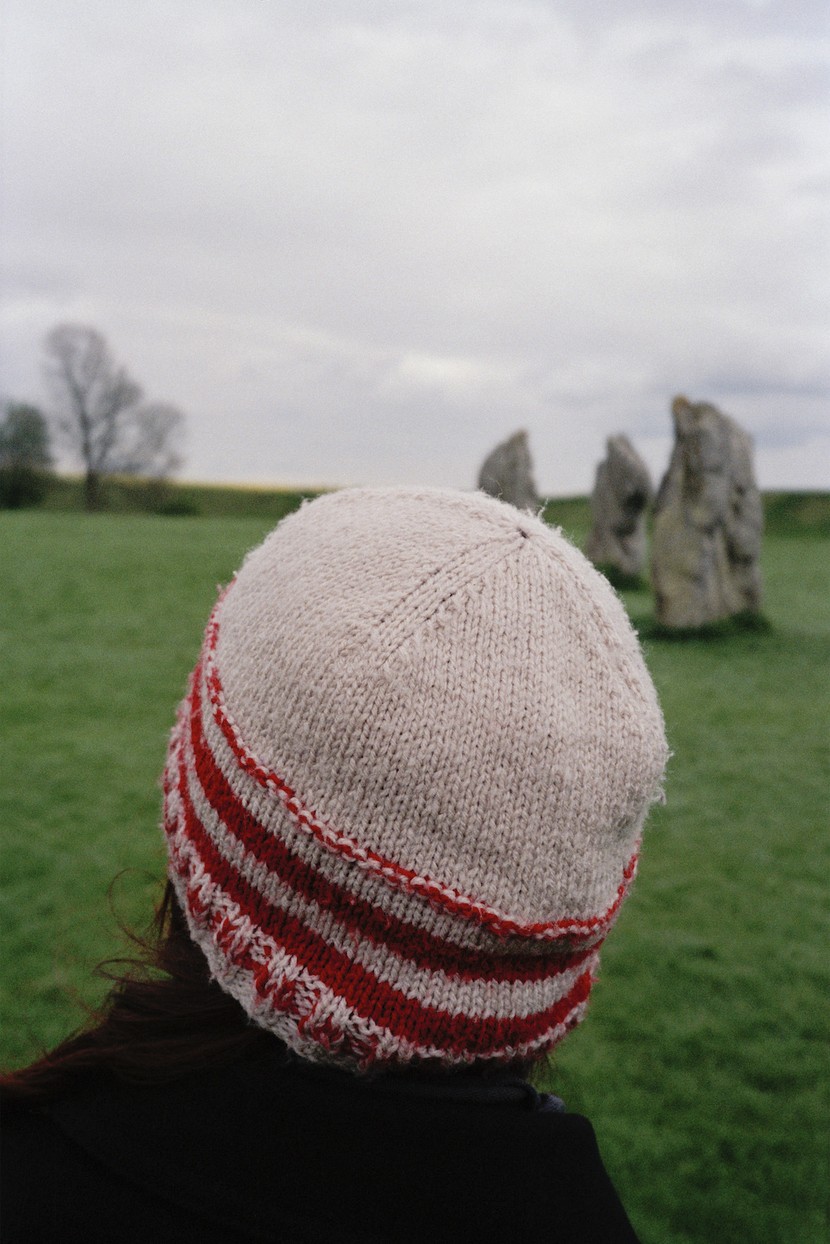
[
  {"left": 111, "top": 403, "right": 185, "bottom": 479},
  {"left": 44, "top": 324, "right": 185, "bottom": 510}
]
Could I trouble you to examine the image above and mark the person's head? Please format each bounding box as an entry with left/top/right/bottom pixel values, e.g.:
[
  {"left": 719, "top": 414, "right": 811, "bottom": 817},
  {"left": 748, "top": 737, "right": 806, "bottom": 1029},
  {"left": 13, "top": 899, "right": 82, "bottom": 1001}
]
[{"left": 164, "top": 486, "right": 668, "bottom": 1074}]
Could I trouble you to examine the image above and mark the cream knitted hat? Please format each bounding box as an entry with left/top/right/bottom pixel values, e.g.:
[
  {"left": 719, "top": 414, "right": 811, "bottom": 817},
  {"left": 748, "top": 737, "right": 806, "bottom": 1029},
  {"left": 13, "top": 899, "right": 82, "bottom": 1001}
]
[{"left": 163, "top": 486, "right": 668, "bottom": 1070}]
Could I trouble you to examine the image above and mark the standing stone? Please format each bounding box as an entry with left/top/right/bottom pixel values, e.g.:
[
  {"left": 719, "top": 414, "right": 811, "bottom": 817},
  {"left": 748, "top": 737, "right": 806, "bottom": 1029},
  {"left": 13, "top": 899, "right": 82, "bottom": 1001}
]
[
  {"left": 651, "top": 396, "right": 764, "bottom": 629},
  {"left": 477, "top": 430, "right": 539, "bottom": 512},
  {"left": 585, "top": 435, "right": 652, "bottom": 581}
]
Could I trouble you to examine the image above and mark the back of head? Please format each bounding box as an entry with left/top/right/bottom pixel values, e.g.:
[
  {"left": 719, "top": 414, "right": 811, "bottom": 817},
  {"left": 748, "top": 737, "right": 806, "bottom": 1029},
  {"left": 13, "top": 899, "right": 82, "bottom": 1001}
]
[{"left": 164, "top": 486, "right": 668, "bottom": 1071}]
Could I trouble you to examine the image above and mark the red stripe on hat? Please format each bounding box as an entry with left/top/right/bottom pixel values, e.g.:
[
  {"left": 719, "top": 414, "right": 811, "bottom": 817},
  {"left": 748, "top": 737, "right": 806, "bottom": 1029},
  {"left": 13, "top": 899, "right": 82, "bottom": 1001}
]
[
  {"left": 183, "top": 667, "right": 597, "bottom": 984},
  {"left": 201, "top": 608, "right": 638, "bottom": 940},
  {"left": 179, "top": 844, "right": 592, "bottom": 1060},
  {"left": 176, "top": 871, "right": 590, "bottom": 1066},
  {"left": 173, "top": 715, "right": 594, "bottom": 1056}
]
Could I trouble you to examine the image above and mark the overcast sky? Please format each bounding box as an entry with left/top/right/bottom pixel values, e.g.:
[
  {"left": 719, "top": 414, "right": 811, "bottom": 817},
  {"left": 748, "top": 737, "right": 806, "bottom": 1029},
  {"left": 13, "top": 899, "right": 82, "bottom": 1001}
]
[{"left": 2, "top": 0, "right": 828, "bottom": 494}]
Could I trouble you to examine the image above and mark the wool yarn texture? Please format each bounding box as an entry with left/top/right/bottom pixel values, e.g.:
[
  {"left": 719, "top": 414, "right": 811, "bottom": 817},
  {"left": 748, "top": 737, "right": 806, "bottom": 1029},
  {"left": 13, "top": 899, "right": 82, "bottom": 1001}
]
[{"left": 163, "top": 486, "right": 669, "bottom": 1071}]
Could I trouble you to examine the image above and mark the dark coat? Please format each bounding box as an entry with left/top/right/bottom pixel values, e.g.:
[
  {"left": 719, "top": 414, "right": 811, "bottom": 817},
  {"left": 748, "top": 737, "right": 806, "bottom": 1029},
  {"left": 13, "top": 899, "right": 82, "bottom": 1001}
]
[{"left": 1, "top": 1054, "right": 640, "bottom": 1243}]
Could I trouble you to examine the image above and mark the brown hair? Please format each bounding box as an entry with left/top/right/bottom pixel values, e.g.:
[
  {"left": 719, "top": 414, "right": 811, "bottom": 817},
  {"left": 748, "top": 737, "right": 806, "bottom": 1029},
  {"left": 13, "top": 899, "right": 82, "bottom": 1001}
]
[
  {"left": 0, "top": 881, "right": 276, "bottom": 1103},
  {"left": 3, "top": 881, "right": 547, "bottom": 1102}
]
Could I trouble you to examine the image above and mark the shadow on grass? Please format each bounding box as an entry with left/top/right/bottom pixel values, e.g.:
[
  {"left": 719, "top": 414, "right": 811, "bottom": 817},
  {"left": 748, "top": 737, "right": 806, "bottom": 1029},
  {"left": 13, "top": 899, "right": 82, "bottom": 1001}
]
[
  {"left": 594, "top": 564, "right": 649, "bottom": 593},
  {"left": 639, "top": 610, "right": 773, "bottom": 642}
]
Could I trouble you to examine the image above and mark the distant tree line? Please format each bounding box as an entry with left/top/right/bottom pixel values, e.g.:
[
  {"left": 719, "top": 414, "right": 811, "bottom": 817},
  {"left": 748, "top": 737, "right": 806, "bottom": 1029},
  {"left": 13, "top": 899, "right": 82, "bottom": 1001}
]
[
  {"left": 0, "top": 403, "right": 52, "bottom": 508},
  {"left": 0, "top": 324, "right": 186, "bottom": 511}
]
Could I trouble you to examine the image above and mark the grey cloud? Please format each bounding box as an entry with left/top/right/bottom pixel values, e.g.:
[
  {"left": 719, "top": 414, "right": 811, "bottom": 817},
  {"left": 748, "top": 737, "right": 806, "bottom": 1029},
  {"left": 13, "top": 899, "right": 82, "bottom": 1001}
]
[{"left": 2, "top": 0, "right": 828, "bottom": 492}]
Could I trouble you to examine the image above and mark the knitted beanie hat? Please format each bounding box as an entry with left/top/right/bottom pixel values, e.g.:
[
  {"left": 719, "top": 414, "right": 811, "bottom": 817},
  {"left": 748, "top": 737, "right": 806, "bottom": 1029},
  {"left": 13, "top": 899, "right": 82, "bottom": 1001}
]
[{"left": 163, "top": 486, "right": 668, "bottom": 1071}]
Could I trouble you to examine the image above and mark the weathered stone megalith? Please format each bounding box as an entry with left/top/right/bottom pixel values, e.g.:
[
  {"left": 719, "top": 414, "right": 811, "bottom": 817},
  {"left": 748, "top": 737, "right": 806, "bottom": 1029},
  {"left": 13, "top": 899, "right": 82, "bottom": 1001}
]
[
  {"left": 651, "top": 396, "right": 763, "bottom": 629},
  {"left": 585, "top": 435, "right": 652, "bottom": 580},
  {"left": 477, "top": 429, "right": 540, "bottom": 512}
]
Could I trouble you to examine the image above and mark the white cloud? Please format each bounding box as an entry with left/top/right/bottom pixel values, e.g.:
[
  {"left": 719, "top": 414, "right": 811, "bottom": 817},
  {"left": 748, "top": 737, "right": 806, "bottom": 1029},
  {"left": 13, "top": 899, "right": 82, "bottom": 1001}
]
[
  {"left": 754, "top": 434, "right": 830, "bottom": 491},
  {"left": 1, "top": 0, "right": 828, "bottom": 492}
]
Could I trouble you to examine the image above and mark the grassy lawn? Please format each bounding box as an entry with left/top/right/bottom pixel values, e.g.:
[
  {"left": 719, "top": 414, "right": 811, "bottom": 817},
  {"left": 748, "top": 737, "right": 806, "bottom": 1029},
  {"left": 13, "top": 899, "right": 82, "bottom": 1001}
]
[{"left": 1, "top": 504, "right": 828, "bottom": 1243}]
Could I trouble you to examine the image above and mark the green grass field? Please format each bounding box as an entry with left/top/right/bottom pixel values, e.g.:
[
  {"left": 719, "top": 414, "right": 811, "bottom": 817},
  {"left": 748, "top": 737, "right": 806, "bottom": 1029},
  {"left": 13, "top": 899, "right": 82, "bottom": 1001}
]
[{"left": 2, "top": 501, "right": 828, "bottom": 1243}]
